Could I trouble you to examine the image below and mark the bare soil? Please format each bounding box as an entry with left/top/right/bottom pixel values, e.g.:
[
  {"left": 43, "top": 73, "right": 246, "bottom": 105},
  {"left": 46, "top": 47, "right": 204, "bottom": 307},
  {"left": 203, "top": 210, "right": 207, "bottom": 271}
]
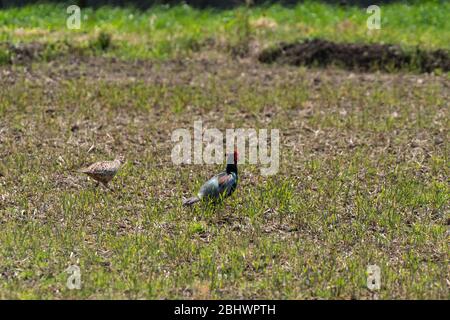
[{"left": 258, "top": 39, "right": 450, "bottom": 73}]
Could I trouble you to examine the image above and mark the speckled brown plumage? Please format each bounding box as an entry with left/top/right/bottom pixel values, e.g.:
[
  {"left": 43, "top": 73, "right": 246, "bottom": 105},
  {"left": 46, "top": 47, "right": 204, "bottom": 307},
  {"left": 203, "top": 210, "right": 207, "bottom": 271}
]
[{"left": 78, "top": 155, "right": 124, "bottom": 186}]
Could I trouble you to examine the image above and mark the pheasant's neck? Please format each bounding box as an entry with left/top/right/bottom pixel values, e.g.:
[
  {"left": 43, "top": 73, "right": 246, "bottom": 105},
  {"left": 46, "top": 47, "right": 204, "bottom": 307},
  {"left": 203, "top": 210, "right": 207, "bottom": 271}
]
[{"left": 226, "top": 164, "right": 237, "bottom": 175}]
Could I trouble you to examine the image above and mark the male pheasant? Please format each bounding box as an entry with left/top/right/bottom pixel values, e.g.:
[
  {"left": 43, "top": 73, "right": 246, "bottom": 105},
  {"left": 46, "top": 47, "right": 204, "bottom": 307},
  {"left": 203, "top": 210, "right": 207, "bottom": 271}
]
[
  {"left": 183, "top": 150, "right": 238, "bottom": 206},
  {"left": 78, "top": 155, "right": 124, "bottom": 187}
]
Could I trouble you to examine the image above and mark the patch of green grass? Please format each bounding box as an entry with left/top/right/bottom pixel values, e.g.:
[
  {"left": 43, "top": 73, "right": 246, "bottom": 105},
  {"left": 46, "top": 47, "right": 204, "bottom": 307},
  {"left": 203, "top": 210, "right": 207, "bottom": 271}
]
[
  {"left": 89, "top": 31, "right": 112, "bottom": 52},
  {"left": 0, "top": 45, "right": 10, "bottom": 64},
  {"left": 0, "top": 1, "right": 448, "bottom": 61}
]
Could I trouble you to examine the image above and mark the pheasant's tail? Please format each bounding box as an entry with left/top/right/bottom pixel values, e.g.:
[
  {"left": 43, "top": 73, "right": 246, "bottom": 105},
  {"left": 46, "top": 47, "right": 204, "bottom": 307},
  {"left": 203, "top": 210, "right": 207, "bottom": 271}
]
[{"left": 183, "top": 197, "right": 200, "bottom": 206}]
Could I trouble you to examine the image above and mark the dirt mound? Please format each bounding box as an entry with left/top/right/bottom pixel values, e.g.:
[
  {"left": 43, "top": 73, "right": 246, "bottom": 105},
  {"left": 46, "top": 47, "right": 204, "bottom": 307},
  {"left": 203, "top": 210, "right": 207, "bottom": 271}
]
[{"left": 258, "top": 39, "right": 450, "bottom": 73}]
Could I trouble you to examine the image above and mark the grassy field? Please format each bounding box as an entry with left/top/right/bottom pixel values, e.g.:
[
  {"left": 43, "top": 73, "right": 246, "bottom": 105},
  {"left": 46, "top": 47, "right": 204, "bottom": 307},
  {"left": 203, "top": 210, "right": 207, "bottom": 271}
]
[
  {"left": 0, "top": 1, "right": 449, "bottom": 299},
  {"left": 0, "top": 1, "right": 449, "bottom": 62}
]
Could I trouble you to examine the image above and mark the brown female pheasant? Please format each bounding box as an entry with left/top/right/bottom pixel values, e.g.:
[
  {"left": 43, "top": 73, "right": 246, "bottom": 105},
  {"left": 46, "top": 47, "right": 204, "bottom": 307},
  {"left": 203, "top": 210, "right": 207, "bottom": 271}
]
[{"left": 78, "top": 155, "right": 124, "bottom": 187}]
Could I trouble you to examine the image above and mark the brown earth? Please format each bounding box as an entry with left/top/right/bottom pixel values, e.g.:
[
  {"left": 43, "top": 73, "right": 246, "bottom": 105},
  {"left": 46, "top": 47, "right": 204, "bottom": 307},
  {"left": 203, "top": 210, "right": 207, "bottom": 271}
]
[
  {"left": 258, "top": 39, "right": 450, "bottom": 73},
  {"left": 3, "top": 38, "right": 450, "bottom": 74}
]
